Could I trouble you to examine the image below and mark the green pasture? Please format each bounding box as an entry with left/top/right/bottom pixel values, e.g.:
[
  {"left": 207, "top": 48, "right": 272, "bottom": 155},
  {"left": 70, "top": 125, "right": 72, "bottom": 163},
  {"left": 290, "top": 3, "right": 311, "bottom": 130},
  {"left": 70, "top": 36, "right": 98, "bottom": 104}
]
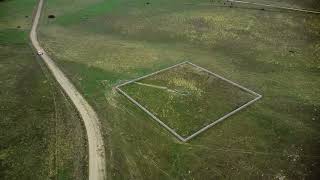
[{"left": 38, "top": 0, "right": 320, "bottom": 179}]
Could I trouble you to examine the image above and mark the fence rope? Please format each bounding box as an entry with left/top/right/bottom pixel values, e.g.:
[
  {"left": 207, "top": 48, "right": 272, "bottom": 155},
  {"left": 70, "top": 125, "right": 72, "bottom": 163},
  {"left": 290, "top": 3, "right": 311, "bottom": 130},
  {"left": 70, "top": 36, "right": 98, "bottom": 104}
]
[{"left": 228, "top": 0, "right": 320, "bottom": 14}]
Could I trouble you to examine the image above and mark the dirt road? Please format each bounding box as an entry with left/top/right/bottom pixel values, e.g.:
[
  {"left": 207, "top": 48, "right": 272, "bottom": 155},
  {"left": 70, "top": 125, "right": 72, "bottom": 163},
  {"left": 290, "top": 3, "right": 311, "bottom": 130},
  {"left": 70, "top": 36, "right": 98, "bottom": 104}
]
[{"left": 30, "top": 0, "right": 106, "bottom": 179}]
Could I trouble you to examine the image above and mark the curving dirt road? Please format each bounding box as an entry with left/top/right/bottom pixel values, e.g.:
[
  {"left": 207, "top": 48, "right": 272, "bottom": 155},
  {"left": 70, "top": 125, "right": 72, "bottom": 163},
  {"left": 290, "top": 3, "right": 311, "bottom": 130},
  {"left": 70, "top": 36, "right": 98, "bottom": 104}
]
[{"left": 30, "top": 0, "right": 106, "bottom": 179}]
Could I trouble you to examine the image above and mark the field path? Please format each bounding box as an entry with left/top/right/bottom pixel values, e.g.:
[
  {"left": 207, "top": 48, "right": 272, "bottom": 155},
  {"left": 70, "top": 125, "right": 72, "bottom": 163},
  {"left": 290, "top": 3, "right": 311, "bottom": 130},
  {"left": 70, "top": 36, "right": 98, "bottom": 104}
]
[{"left": 30, "top": 0, "right": 106, "bottom": 179}]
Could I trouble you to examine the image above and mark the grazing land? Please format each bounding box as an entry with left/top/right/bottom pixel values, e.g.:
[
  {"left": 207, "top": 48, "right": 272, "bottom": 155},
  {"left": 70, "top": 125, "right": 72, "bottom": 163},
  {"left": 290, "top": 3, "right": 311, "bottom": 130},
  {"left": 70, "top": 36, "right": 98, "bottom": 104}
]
[
  {"left": 37, "top": 0, "right": 320, "bottom": 179},
  {"left": 0, "top": 0, "right": 88, "bottom": 179}
]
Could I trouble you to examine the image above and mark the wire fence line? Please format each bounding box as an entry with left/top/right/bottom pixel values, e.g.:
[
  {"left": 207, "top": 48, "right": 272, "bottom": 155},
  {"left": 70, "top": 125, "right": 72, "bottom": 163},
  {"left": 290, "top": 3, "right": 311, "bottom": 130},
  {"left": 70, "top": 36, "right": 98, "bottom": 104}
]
[
  {"left": 134, "top": 82, "right": 187, "bottom": 95},
  {"left": 187, "top": 62, "right": 262, "bottom": 97},
  {"left": 116, "top": 61, "right": 262, "bottom": 142},
  {"left": 116, "top": 87, "right": 187, "bottom": 142},
  {"left": 184, "top": 0, "right": 320, "bottom": 14},
  {"left": 228, "top": 0, "right": 320, "bottom": 14},
  {"left": 116, "top": 61, "right": 187, "bottom": 88}
]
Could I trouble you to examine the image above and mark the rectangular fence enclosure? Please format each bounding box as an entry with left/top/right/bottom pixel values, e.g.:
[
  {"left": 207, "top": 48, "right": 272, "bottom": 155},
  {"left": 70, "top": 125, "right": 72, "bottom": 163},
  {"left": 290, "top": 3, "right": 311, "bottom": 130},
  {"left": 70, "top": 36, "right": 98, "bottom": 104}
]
[{"left": 116, "top": 61, "right": 262, "bottom": 142}]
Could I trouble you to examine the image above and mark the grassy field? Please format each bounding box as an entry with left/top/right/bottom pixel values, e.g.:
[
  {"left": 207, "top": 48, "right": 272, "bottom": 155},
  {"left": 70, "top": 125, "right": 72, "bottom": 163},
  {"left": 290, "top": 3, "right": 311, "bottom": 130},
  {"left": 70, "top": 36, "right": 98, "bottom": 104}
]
[
  {"left": 0, "top": 0, "right": 88, "bottom": 179},
  {"left": 38, "top": 0, "right": 320, "bottom": 179},
  {"left": 120, "top": 63, "right": 256, "bottom": 137}
]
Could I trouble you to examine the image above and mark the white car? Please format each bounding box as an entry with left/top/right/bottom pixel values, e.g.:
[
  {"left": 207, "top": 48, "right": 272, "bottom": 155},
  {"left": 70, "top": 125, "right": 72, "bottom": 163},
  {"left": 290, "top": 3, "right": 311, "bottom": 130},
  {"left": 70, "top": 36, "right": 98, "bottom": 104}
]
[{"left": 37, "top": 51, "right": 44, "bottom": 55}]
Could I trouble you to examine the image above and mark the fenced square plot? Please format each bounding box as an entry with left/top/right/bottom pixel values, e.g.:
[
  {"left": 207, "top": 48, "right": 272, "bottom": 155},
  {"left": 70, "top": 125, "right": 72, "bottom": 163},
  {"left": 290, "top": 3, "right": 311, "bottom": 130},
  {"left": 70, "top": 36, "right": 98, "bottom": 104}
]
[{"left": 117, "top": 62, "right": 261, "bottom": 142}]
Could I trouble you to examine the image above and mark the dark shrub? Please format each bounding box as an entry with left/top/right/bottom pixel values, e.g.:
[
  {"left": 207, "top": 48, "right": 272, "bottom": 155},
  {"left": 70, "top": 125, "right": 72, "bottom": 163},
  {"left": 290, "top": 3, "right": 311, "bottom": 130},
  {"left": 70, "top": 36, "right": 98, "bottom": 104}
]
[{"left": 48, "top": 15, "right": 55, "bottom": 19}]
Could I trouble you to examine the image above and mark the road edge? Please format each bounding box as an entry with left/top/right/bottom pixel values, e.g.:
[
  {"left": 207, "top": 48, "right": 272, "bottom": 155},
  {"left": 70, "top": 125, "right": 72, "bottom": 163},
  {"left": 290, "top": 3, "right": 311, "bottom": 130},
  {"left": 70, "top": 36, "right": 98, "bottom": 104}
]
[{"left": 29, "top": 0, "right": 107, "bottom": 179}]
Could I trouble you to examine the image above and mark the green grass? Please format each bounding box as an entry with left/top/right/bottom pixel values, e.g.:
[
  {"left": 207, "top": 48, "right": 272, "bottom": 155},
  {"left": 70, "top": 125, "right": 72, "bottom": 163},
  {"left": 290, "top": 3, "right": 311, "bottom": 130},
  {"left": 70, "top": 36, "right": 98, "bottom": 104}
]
[
  {"left": 53, "top": 0, "right": 120, "bottom": 26},
  {"left": 121, "top": 63, "right": 256, "bottom": 137},
  {"left": 38, "top": 0, "right": 320, "bottom": 179},
  {"left": 0, "top": 0, "right": 88, "bottom": 179}
]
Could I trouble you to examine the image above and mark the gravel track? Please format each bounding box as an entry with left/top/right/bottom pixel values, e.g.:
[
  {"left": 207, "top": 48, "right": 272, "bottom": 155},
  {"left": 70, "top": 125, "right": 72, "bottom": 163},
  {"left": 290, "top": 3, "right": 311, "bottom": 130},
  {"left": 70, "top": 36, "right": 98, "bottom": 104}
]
[{"left": 30, "top": 0, "right": 106, "bottom": 179}]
